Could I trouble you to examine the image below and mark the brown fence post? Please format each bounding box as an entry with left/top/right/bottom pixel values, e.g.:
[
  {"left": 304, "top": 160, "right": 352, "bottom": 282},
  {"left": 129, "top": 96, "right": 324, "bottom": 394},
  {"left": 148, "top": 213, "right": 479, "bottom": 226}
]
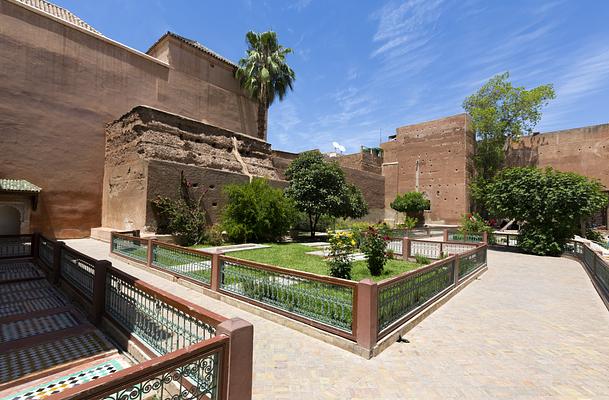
[
  {"left": 92, "top": 260, "right": 110, "bottom": 325},
  {"left": 402, "top": 237, "right": 411, "bottom": 260},
  {"left": 443, "top": 229, "right": 448, "bottom": 242},
  {"left": 211, "top": 251, "right": 221, "bottom": 291},
  {"left": 453, "top": 255, "right": 461, "bottom": 286},
  {"left": 52, "top": 241, "right": 64, "bottom": 284},
  {"left": 482, "top": 231, "right": 488, "bottom": 244},
  {"left": 147, "top": 238, "right": 154, "bottom": 268},
  {"left": 31, "top": 232, "right": 39, "bottom": 259},
  {"left": 356, "top": 279, "right": 378, "bottom": 351},
  {"left": 216, "top": 317, "right": 253, "bottom": 400}
]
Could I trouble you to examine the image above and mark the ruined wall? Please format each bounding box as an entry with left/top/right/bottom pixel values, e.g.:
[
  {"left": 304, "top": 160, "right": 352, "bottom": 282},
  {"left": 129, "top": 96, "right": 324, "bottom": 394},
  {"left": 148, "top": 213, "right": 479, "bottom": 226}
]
[
  {"left": 102, "top": 106, "right": 279, "bottom": 231},
  {"left": 506, "top": 123, "right": 609, "bottom": 188},
  {"left": 381, "top": 114, "right": 475, "bottom": 225},
  {"left": 0, "top": 0, "right": 259, "bottom": 238},
  {"left": 336, "top": 152, "right": 383, "bottom": 174}
]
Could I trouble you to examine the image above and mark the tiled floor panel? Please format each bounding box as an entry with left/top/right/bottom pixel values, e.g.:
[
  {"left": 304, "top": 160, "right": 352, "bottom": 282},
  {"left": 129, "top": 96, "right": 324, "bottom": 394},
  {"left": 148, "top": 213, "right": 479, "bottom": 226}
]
[
  {"left": 0, "top": 279, "right": 50, "bottom": 295},
  {"left": 1, "top": 312, "right": 79, "bottom": 343},
  {"left": 2, "top": 358, "right": 127, "bottom": 400},
  {"left": 0, "top": 297, "right": 66, "bottom": 319},
  {"left": 0, "top": 261, "right": 43, "bottom": 282},
  {"left": 0, "top": 332, "right": 114, "bottom": 383}
]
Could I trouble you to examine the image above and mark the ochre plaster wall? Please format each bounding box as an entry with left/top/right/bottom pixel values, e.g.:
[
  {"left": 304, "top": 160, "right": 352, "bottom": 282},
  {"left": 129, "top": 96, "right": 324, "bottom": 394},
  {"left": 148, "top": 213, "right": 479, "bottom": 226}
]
[{"left": 0, "top": 0, "right": 258, "bottom": 238}]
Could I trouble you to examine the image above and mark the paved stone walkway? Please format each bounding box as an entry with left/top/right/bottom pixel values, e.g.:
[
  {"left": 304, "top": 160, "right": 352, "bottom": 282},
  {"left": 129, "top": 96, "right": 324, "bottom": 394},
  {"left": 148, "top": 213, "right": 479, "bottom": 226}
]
[{"left": 67, "top": 239, "right": 609, "bottom": 399}]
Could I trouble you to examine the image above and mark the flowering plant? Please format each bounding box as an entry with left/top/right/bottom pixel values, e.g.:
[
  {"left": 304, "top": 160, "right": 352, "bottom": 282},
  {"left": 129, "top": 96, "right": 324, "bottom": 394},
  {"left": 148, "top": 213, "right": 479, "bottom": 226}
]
[
  {"left": 327, "top": 231, "right": 356, "bottom": 279},
  {"left": 360, "top": 226, "right": 388, "bottom": 276}
]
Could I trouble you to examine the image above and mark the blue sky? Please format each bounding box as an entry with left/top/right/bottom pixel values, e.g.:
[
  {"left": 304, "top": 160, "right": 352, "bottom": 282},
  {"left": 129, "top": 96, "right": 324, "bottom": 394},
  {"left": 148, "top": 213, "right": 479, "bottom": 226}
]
[{"left": 55, "top": 0, "right": 609, "bottom": 153}]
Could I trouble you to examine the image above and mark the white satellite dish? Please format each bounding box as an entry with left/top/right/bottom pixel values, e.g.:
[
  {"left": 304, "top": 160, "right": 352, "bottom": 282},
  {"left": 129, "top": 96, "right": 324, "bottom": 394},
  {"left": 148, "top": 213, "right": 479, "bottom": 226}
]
[{"left": 332, "top": 141, "right": 346, "bottom": 154}]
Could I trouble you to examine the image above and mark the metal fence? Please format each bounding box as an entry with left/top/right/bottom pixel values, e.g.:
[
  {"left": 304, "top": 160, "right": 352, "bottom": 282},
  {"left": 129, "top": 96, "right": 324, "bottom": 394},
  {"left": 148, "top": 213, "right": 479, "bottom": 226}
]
[
  {"left": 581, "top": 245, "right": 609, "bottom": 295},
  {"left": 458, "top": 246, "right": 487, "bottom": 279},
  {"left": 448, "top": 232, "right": 483, "bottom": 243},
  {"left": 151, "top": 241, "right": 213, "bottom": 286},
  {"left": 39, "top": 235, "right": 54, "bottom": 268},
  {"left": 60, "top": 246, "right": 95, "bottom": 300},
  {"left": 0, "top": 235, "right": 32, "bottom": 258},
  {"left": 111, "top": 233, "right": 149, "bottom": 263},
  {"left": 491, "top": 232, "right": 520, "bottom": 247},
  {"left": 220, "top": 257, "right": 356, "bottom": 336},
  {"left": 409, "top": 239, "right": 477, "bottom": 259}
]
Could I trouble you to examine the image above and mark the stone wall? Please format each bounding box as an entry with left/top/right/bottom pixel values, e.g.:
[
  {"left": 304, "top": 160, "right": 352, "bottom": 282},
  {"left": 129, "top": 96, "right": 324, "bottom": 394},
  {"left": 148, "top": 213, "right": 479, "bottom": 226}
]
[
  {"left": 102, "top": 106, "right": 281, "bottom": 231},
  {"left": 381, "top": 114, "right": 475, "bottom": 225},
  {"left": 0, "top": 0, "right": 259, "bottom": 238},
  {"left": 336, "top": 152, "right": 383, "bottom": 174}
]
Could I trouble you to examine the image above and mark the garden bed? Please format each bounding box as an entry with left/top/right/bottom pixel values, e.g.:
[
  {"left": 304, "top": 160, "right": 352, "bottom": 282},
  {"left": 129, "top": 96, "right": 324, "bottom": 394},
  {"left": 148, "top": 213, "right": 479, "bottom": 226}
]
[{"left": 228, "top": 243, "right": 423, "bottom": 282}]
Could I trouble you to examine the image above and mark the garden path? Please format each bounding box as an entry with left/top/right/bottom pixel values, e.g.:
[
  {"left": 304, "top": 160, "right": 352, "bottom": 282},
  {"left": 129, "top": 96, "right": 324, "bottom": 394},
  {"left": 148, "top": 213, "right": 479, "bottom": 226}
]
[{"left": 67, "top": 239, "right": 609, "bottom": 399}]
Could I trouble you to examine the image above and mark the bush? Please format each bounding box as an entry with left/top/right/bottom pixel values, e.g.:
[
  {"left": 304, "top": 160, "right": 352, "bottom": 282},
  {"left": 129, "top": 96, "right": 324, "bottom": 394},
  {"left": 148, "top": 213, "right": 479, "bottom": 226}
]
[
  {"left": 390, "top": 192, "right": 430, "bottom": 213},
  {"left": 327, "top": 231, "right": 356, "bottom": 279},
  {"left": 152, "top": 171, "right": 206, "bottom": 246},
  {"left": 586, "top": 228, "right": 605, "bottom": 243},
  {"left": 207, "top": 224, "right": 225, "bottom": 246},
  {"left": 359, "top": 226, "right": 388, "bottom": 276},
  {"left": 398, "top": 216, "right": 418, "bottom": 232},
  {"left": 415, "top": 254, "right": 431, "bottom": 265},
  {"left": 485, "top": 167, "right": 608, "bottom": 256},
  {"left": 222, "top": 178, "right": 297, "bottom": 243},
  {"left": 459, "top": 212, "right": 494, "bottom": 234}
]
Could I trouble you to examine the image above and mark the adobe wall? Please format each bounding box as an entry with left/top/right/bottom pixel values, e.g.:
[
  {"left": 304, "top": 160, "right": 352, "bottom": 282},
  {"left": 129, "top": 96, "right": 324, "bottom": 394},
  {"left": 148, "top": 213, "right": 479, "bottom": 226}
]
[
  {"left": 0, "top": 0, "right": 259, "bottom": 238},
  {"left": 102, "top": 106, "right": 281, "bottom": 231},
  {"left": 336, "top": 152, "right": 383, "bottom": 174},
  {"left": 506, "top": 123, "right": 609, "bottom": 188},
  {"left": 381, "top": 114, "right": 475, "bottom": 225}
]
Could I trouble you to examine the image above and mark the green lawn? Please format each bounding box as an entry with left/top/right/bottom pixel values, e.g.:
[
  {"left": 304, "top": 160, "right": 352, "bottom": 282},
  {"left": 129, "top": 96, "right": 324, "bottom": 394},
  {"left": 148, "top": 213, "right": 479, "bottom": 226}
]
[{"left": 228, "top": 243, "right": 423, "bottom": 282}]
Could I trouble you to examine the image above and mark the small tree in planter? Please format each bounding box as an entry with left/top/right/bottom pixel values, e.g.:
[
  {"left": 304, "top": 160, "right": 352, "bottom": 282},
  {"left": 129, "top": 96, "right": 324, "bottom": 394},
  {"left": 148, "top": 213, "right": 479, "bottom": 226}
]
[
  {"left": 390, "top": 191, "right": 430, "bottom": 226},
  {"left": 360, "top": 226, "right": 388, "bottom": 276},
  {"left": 327, "top": 231, "right": 356, "bottom": 279}
]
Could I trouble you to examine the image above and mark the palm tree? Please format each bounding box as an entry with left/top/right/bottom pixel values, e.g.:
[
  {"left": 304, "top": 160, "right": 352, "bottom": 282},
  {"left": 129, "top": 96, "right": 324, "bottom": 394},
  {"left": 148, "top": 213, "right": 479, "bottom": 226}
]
[{"left": 236, "top": 31, "right": 295, "bottom": 140}]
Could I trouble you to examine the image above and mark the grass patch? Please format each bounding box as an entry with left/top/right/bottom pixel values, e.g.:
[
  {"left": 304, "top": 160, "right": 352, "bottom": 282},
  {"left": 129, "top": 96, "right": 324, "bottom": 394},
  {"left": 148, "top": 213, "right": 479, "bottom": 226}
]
[{"left": 229, "top": 243, "right": 422, "bottom": 282}]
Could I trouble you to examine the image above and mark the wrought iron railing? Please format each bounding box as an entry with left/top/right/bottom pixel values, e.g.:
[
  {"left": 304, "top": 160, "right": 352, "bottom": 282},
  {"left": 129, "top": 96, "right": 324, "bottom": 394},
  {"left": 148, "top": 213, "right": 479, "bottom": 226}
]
[
  {"left": 0, "top": 234, "right": 32, "bottom": 258},
  {"left": 105, "top": 269, "right": 219, "bottom": 355},
  {"left": 151, "top": 241, "right": 213, "bottom": 286},
  {"left": 111, "top": 233, "right": 148, "bottom": 263},
  {"left": 581, "top": 245, "right": 609, "bottom": 295},
  {"left": 377, "top": 258, "right": 456, "bottom": 334},
  {"left": 219, "top": 257, "right": 356, "bottom": 335},
  {"left": 448, "top": 232, "right": 483, "bottom": 243},
  {"left": 490, "top": 232, "right": 519, "bottom": 247},
  {"left": 458, "top": 246, "right": 487, "bottom": 280},
  {"left": 60, "top": 246, "right": 95, "bottom": 299},
  {"left": 38, "top": 235, "right": 54, "bottom": 268}
]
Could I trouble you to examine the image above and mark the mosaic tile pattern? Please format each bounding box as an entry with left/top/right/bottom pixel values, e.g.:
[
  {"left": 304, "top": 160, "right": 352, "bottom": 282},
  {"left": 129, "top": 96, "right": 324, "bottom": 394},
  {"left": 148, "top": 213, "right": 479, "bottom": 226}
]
[
  {"left": 1, "top": 312, "right": 79, "bottom": 343},
  {"left": 0, "top": 261, "right": 43, "bottom": 283},
  {"left": 3, "top": 359, "right": 125, "bottom": 400},
  {"left": 0, "top": 279, "right": 50, "bottom": 295},
  {"left": 0, "top": 297, "right": 66, "bottom": 319},
  {"left": 1, "top": 287, "right": 64, "bottom": 304},
  {"left": 0, "top": 332, "right": 112, "bottom": 383}
]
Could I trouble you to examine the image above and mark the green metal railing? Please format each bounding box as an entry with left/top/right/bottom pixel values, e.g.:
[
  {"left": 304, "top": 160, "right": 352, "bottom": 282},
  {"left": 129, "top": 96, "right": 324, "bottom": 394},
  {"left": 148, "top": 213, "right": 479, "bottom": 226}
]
[
  {"left": 60, "top": 247, "right": 95, "bottom": 299},
  {"left": 448, "top": 232, "right": 483, "bottom": 243},
  {"left": 490, "top": 232, "right": 519, "bottom": 247},
  {"left": 378, "top": 258, "right": 456, "bottom": 333},
  {"left": 105, "top": 272, "right": 216, "bottom": 355},
  {"left": 220, "top": 258, "right": 355, "bottom": 333},
  {"left": 581, "top": 245, "right": 609, "bottom": 294},
  {"left": 39, "top": 236, "right": 54, "bottom": 268},
  {"left": 151, "top": 242, "right": 212, "bottom": 286},
  {"left": 111, "top": 233, "right": 148, "bottom": 264},
  {"left": 0, "top": 235, "right": 32, "bottom": 258},
  {"left": 458, "top": 246, "right": 487, "bottom": 280}
]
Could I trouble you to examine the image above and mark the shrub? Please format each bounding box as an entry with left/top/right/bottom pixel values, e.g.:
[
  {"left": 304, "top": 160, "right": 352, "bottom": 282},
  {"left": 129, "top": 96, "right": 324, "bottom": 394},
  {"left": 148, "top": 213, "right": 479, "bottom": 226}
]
[
  {"left": 207, "top": 224, "right": 225, "bottom": 246},
  {"left": 415, "top": 254, "right": 431, "bottom": 265},
  {"left": 459, "top": 212, "right": 494, "bottom": 235},
  {"left": 399, "top": 216, "right": 418, "bottom": 232},
  {"left": 152, "top": 171, "right": 207, "bottom": 246},
  {"left": 222, "top": 178, "right": 297, "bottom": 243},
  {"left": 485, "top": 167, "right": 608, "bottom": 256},
  {"left": 390, "top": 192, "right": 430, "bottom": 213},
  {"left": 359, "top": 226, "right": 388, "bottom": 276},
  {"left": 586, "top": 228, "right": 605, "bottom": 243},
  {"left": 327, "top": 231, "right": 356, "bottom": 279}
]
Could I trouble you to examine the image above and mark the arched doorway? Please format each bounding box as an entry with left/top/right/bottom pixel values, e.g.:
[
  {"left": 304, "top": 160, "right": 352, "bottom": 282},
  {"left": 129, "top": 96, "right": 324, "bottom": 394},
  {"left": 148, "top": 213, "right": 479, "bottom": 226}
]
[{"left": 0, "top": 205, "right": 21, "bottom": 235}]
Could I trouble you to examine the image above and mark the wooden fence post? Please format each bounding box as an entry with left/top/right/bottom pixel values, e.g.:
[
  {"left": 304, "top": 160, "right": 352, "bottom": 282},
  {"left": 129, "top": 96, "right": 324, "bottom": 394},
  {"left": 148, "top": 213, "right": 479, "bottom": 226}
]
[
  {"left": 92, "top": 260, "right": 110, "bottom": 325},
  {"left": 402, "top": 237, "right": 411, "bottom": 260},
  {"left": 482, "top": 231, "right": 488, "bottom": 244},
  {"left": 52, "top": 241, "right": 64, "bottom": 284},
  {"left": 356, "top": 279, "right": 378, "bottom": 351},
  {"left": 443, "top": 229, "right": 448, "bottom": 242},
  {"left": 211, "top": 251, "right": 221, "bottom": 292},
  {"left": 216, "top": 318, "right": 254, "bottom": 400}
]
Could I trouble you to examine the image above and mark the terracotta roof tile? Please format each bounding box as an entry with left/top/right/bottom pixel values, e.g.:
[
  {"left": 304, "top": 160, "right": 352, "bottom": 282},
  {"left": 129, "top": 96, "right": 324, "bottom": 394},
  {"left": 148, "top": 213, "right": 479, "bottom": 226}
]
[
  {"left": 14, "top": 0, "right": 102, "bottom": 35},
  {"left": 149, "top": 32, "right": 237, "bottom": 68},
  {"left": 0, "top": 179, "right": 42, "bottom": 193}
]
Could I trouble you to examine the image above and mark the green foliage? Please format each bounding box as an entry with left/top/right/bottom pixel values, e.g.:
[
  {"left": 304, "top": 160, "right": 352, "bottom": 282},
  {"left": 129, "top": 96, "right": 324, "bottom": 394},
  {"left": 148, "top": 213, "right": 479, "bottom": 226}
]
[
  {"left": 359, "top": 227, "right": 388, "bottom": 276},
  {"left": 222, "top": 178, "right": 297, "bottom": 243},
  {"left": 293, "top": 213, "right": 335, "bottom": 232},
  {"left": 485, "top": 167, "right": 608, "bottom": 256},
  {"left": 459, "top": 212, "right": 493, "bottom": 234},
  {"left": 463, "top": 72, "right": 555, "bottom": 181},
  {"left": 415, "top": 254, "right": 431, "bottom": 265},
  {"left": 390, "top": 191, "right": 430, "bottom": 213},
  {"left": 207, "top": 224, "right": 225, "bottom": 246},
  {"left": 152, "top": 171, "right": 206, "bottom": 246},
  {"left": 285, "top": 151, "right": 368, "bottom": 237},
  {"left": 399, "top": 216, "right": 418, "bottom": 231},
  {"left": 327, "top": 231, "right": 357, "bottom": 279},
  {"left": 586, "top": 228, "right": 605, "bottom": 243},
  {"left": 236, "top": 31, "right": 295, "bottom": 138}
]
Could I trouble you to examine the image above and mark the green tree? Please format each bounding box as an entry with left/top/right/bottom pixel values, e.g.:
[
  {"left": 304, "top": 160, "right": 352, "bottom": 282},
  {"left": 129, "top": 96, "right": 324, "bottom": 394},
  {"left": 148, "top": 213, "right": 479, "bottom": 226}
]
[
  {"left": 285, "top": 151, "right": 368, "bottom": 237},
  {"left": 485, "top": 167, "right": 608, "bottom": 256},
  {"left": 222, "top": 178, "right": 297, "bottom": 243},
  {"left": 236, "top": 31, "right": 295, "bottom": 139},
  {"left": 390, "top": 191, "right": 430, "bottom": 214}
]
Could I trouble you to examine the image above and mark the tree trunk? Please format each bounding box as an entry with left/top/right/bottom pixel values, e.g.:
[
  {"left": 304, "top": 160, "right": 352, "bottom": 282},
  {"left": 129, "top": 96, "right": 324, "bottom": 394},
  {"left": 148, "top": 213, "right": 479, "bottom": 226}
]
[{"left": 257, "top": 102, "right": 267, "bottom": 140}]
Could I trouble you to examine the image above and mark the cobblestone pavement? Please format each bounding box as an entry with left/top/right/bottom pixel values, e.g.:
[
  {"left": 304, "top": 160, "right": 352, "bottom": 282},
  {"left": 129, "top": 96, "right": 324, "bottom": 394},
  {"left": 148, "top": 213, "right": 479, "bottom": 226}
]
[{"left": 67, "top": 239, "right": 609, "bottom": 399}]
